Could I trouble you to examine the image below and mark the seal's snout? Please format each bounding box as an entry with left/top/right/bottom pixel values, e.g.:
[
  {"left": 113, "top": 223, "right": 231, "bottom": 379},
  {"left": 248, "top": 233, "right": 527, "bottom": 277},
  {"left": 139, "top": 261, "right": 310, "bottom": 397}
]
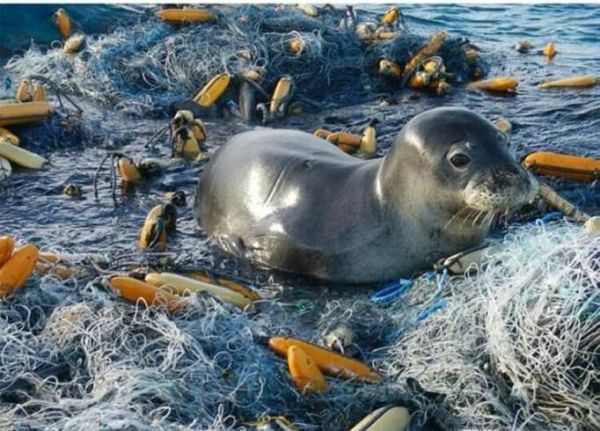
[
  {"left": 465, "top": 162, "right": 538, "bottom": 212},
  {"left": 488, "top": 163, "right": 525, "bottom": 192}
]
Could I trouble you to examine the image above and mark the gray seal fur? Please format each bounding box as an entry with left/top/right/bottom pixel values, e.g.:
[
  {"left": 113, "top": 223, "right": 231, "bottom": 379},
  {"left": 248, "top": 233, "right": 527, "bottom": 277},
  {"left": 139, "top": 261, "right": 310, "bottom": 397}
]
[{"left": 194, "top": 107, "right": 537, "bottom": 283}]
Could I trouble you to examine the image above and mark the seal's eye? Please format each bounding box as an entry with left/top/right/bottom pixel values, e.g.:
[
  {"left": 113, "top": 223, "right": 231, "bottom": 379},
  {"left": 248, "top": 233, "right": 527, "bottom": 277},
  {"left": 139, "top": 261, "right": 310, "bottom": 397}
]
[{"left": 450, "top": 153, "right": 470, "bottom": 168}]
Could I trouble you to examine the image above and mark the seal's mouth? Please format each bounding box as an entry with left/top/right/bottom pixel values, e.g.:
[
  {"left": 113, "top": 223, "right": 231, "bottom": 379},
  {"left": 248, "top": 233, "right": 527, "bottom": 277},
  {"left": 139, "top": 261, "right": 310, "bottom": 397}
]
[{"left": 462, "top": 164, "right": 539, "bottom": 214}]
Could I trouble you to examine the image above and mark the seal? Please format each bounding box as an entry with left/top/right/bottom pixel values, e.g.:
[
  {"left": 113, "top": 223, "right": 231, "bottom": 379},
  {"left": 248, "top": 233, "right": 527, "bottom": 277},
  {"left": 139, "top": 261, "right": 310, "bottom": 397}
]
[{"left": 194, "top": 107, "right": 538, "bottom": 283}]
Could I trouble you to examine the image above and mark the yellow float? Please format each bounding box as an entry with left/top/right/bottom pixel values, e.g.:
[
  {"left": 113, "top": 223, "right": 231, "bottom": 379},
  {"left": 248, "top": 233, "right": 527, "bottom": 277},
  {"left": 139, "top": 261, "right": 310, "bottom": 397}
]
[
  {"left": 467, "top": 77, "right": 518, "bottom": 92},
  {"left": 193, "top": 73, "right": 230, "bottom": 108},
  {"left": 0, "top": 102, "right": 54, "bottom": 127},
  {"left": 156, "top": 8, "right": 216, "bottom": 24},
  {"left": 523, "top": 152, "right": 600, "bottom": 182},
  {"left": 269, "top": 336, "right": 381, "bottom": 382},
  {"left": 539, "top": 75, "right": 598, "bottom": 89}
]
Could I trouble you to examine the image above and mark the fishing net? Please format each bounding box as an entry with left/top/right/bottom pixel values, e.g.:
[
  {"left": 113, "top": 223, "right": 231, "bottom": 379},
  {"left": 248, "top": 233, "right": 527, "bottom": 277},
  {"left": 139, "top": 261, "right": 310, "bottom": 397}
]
[
  {"left": 380, "top": 221, "right": 599, "bottom": 430},
  {"left": 5, "top": 5, "right": 479, "bottom": 118},
  {"left": 0, "top": 4, "right": 597, "bottom": 431},
  {"left": 0, "top": 222, "right": 597, "bottom": 430}
]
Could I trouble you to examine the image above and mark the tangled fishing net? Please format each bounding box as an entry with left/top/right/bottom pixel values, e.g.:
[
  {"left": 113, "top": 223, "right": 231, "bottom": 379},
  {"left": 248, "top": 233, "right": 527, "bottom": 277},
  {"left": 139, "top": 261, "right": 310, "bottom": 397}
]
[
  {"left": 0, "top": 222, "right": 597, "bottom": 430},
  {"left": 380, "top": 221, "right": 599, "bottom": 430},
  {"left": 5, "top": 4, "right": 477, "bottom": 118},
  {"left": 1, "top": 4, "right": 597, "bottom": 431}
]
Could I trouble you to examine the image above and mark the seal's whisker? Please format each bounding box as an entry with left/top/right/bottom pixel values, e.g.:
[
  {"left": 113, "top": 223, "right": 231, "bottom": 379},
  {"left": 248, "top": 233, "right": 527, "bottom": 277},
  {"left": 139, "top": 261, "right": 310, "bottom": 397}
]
[
  {"left": 472, "top": 209, "right": 487, "bottom": 227},
  {"left": 460, "top": 208, "right": 480, "bottom": 229},
  {"left": 444, "top": 206, "right": 471, "bottom": 230},
  {"left": 481, "top": 210, "right": 497, "bottom": 228}
]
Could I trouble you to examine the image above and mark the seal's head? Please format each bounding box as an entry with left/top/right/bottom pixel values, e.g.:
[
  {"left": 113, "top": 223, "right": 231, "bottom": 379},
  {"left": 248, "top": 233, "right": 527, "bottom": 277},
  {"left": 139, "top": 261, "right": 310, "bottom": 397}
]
[{"left": 380, "top": 107, "right": 538, "bottom": 230}]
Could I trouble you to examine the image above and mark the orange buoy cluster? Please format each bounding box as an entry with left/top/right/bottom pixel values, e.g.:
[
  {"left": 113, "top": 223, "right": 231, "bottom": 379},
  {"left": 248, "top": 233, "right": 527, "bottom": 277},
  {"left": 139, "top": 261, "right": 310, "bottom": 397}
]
[
  {"left": 314, "top": 121, "right": 377, "bottom": 156},
  {"left": 106, "top": 270, "right": 261, "bottom": 312},
  {"left": 268, "top": 336, "right": 381, "bottom": 394}
]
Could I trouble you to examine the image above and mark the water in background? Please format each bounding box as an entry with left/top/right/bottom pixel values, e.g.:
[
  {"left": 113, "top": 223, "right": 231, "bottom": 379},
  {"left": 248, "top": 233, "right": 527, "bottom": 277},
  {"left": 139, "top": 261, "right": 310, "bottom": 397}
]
[{"left": 0, "top": 4, "right": 598, "bottom": 430}]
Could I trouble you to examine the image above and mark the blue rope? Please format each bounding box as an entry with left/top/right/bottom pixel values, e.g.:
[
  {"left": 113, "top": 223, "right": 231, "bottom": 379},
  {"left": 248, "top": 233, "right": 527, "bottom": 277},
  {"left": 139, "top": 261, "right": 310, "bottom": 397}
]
[
  {"left": 382, "top": 270, "right": 450, "bottom": 342},
  {"left": 538, "top": 211, "right": 563, "bottom": 224},
  {"left": 415, "top": 298, "right": 448, "bottom": 322},
  {"left": 370, "top": 278, "right": 413, "bottom": 305}
]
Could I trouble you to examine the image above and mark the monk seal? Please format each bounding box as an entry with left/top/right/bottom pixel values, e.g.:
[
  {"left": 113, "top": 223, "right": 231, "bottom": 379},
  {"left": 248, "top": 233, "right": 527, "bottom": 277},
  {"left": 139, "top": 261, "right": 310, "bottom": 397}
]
[{"left": 194, "top": 107, "right": 538, "bottom": 283}]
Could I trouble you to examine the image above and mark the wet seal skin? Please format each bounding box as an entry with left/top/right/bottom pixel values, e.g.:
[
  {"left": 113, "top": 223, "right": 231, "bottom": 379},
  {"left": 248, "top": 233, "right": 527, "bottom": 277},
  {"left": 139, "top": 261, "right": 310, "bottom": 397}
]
[{"left": 194, "top": 107, "right": 538, "bottom": 284}]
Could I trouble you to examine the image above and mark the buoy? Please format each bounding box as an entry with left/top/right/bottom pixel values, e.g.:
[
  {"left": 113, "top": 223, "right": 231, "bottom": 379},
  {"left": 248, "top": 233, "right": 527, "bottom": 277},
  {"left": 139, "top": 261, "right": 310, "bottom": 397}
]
[
  {"left": 297, "top": 3, "right": 319, "bottom": 17},
  {"left": 190, "top": 119, "right": 207, "bottom": 144},
  {"left": 36, "top": 261, "right": 78, "bottom": 280},
  {"left": 139, "top": 204, "right": 177, "bottom": 251},
  {"left": 326, "top": 132, "right": 362, "bottom": 148},
  {"left": 313, "top": 129, "right": 332, "bottom": 140},
  {"left": 381, "top": 7, "right": 401, "bottom": 26},
  {"left": 287, "top": 346, "right": 327, "bottom": 394},
  {"left": 0, "top": 140, "right": 47, "bottom": 169},
  {"left": 543, "top": 42, "right": 556, "bottom": 59},
  {"left": 379, "top": 59, "right": 402, "bottom": 79},
  {"left": 268, "top": 337, "right": 381, "bottom": 382},
  {"left": 584, "top": 216, "right": 600, "bottom": 234},
  {"left": 184, "top": 270, "right": 261, "bottom": 300},
  {"left": 0, "top": 157, "right": 12, "bottom": 181},
  {"left": 322, "top": 131, "right": 362, "bottom": 153},
  {"left": 522, "top": 151, "right": 600, "bottom": 182},
  {"left": 241, "top": 67, "right": 265, "bottom": 82},
  {"left": 173, "top": 127, "right": 201, "bottom": 160},
  {"left": 193, "top": 73, "right": 230, "bottom": 108},
  {"left": 349, "top": 405, "right": 411, "bottom": 431},
  {"left": 156, "top": 8, "right": 216, "bottom": 24},
  {"left": 464, "top": 49, "right": 479, "bottom": 61},
  {"left": 493, "top": 117, "right": 512, "bottom": 133},
  {"left": 360, "top": 121, "right": 377, "bottom": 155},
  {"left": 467, "top": 77, "right": 518, "bottom": 92},
  {"left": 165, "top": 190, "right": 187, "bottom": 207},
  {"left": 0, "top": 244, "right": 39, "bottom": 298},
  {"left": 470, "top": 66, "right": 484, "bottom": 80},
  {"left": 323, "top": 324, "right": 355, "bottom": 354},
  {"left": 116, "top": 155, "right": 142, "bottom": 182},
  {"left": 171, "top": 110, "right": 206, "bottom": 145},
  {"left": 38, "top": 251, "right": 63, "bottom": 264},
  {"left": 288, "top": 36, "right": 305, "bottom": 54},
  {"left": 53, "top": 8, "right": 72, "bottom": 39},
  {"left": 429, "top": 79, "right": 451, "bottom": 95},
  {"left": 63, "top": 183, "right": 82, "bottom": 197},
  {"left": 16, "top": 80, "right": 32, "bottom": 103},
  {"left": 402, "top": 31, "right": 447, "bottom": 84},
  {"left": 408, "top": 72, "right": 430, "bottom": 89},
  {"left": 515, "top": 40, "right": 532, "bottom": 53},
  {"left": 356, "top": 22, "right": 377, "bottom": 42},
  {"left": 109, "top": 276, "right": 183, "bottom": 314},
  {"left": 0, "top": 127, "right": 19, "bottom": 146},
  {"left": 252, "top": 416, "right": 298, "bottom": 431},
  {"left": 375, "top": 29, "right": 396, "bottom": 41},
  {"left": 0, "top": 102, "right": 54, "bottom": 127},
  {"left": 171, "top": 110, "right": 194, "bottom": 132},
  {"left": 63, "top": 34, "right": 86, "bottom": 54},
  {"left": 0, "top": 236, "right": 15, "bottom": 267},
  {"left": 539, "top": 75, "right": 598, "bottom": 89},
  {"left": 270, "top": 75, "right": 294, "bottom": 117},
  {"left": 144, "top": 272, "right": 253, "bottom": 309},
  {"left": 32, "top": 83, "right": 47, "bottom": 102}
]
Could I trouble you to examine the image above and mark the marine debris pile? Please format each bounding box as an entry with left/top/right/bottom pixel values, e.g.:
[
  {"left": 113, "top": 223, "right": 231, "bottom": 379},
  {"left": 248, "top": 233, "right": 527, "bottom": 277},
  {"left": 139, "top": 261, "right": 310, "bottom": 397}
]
[{"left": 0, "top": 4, "right": 599, "bottom": 431}]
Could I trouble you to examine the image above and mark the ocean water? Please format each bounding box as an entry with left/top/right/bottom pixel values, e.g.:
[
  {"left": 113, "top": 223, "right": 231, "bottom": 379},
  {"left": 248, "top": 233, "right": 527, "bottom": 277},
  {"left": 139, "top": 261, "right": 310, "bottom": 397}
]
[{"left": 0, "top": 4, "right": 598, "bottom": 430}]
